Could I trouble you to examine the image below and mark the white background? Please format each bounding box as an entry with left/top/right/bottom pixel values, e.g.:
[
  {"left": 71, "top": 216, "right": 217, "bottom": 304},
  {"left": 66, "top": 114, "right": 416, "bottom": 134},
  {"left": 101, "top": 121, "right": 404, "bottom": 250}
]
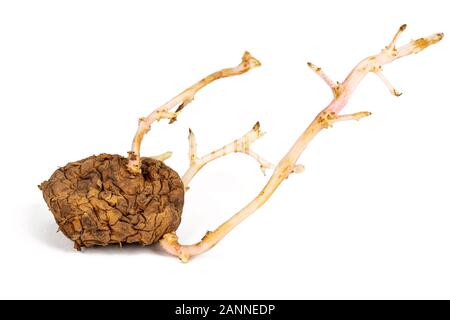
[{"left": 0, "top": 0, "right": 448, "bottom": 299}]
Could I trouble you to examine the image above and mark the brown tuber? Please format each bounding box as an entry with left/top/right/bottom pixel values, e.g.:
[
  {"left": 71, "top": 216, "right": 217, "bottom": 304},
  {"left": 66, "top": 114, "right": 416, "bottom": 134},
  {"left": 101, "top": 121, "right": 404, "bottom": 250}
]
[
  {"left": 40, "top": 154, "right": 184, "bottom": 249},
  {"left": 40, "top": 26, "right": 443, "bottom": 262}
]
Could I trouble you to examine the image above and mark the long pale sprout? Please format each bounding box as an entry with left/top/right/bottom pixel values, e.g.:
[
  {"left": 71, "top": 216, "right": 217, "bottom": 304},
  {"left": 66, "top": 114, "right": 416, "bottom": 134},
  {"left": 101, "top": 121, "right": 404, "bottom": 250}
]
[
  {"left": 127, "top": 52, "right": 261, "bottom": 174},
  {"left": 160, "top": 25, "right": 443, "bottom": 262}
]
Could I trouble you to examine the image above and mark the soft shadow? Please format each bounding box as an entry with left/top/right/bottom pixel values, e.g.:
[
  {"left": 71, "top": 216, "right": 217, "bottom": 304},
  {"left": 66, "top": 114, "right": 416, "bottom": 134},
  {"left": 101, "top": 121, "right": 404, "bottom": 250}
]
[
  {"left": 27, "top": 203, "right": 168, "bottom": 257},
  {"left": 82, "top": 242, "right": 167, "bottom": 257}
]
